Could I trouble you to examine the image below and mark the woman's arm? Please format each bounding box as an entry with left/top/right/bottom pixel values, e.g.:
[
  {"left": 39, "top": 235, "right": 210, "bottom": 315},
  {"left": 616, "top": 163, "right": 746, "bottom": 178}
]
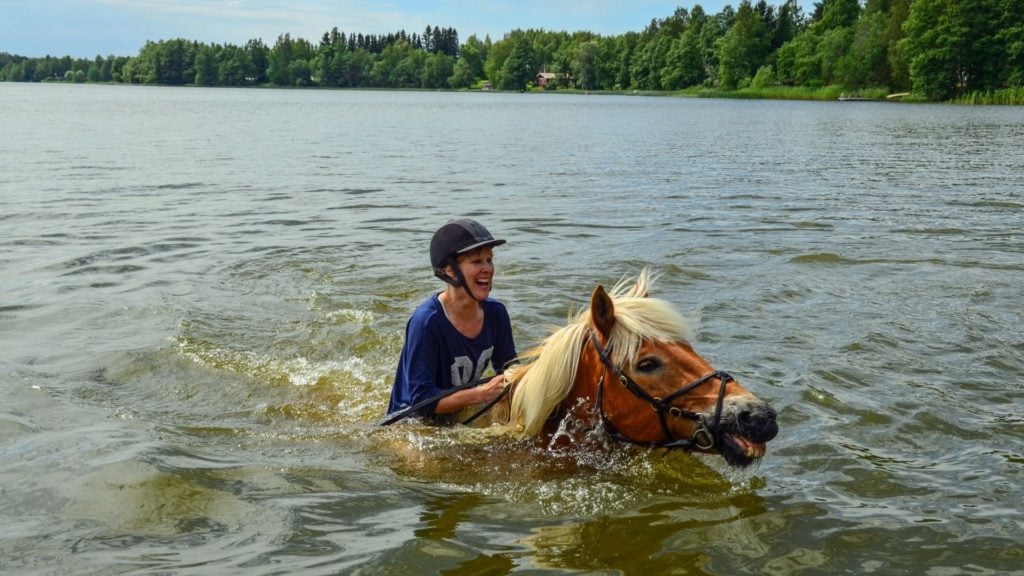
[{"left": 434, "top": 373, "right": 506, "bottom": 413}]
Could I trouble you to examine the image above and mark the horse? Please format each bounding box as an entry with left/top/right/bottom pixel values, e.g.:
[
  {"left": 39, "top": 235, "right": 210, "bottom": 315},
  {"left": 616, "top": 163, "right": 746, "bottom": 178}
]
[{"left": 498, "top": 271, "right": 778, "bottom": 467}]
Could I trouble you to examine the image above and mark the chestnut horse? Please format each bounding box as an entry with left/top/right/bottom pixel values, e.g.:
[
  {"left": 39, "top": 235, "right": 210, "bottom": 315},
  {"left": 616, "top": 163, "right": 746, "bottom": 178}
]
[{"left": 502, "top": 272, "right": 778, "bottom": 467}]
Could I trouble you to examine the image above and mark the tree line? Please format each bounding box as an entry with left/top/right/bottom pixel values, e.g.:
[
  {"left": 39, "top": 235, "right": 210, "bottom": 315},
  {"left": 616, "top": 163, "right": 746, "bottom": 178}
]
[{"left": 2, "top": 1, "right": 1021, "bottom": 101}]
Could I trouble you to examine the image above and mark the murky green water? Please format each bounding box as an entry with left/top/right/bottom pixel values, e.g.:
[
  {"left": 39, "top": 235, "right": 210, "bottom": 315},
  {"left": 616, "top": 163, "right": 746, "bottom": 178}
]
[{"left": 2, "top": 83, "right": 1022, "bottom": 574}]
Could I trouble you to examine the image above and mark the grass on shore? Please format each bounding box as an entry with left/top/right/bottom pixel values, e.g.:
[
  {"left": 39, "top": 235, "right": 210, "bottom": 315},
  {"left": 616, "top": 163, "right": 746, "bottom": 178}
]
[
  {"left": 951, "top": 87, "right": 1024, "bottom": 105},
  {"left": 679, "top": 85, "right": 901, "bottom": 101},
  {"left": 544, "top": 84, "right": 918, "bottom": 102}
]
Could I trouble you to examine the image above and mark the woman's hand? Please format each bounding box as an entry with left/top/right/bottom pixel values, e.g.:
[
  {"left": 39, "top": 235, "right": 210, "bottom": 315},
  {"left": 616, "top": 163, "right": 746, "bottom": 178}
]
[
  {"left": 435, "top": 374, "right": 507, "bottom": 414},
  {"left": 475, "top": 373, "right": 507, "bottom": 403}
]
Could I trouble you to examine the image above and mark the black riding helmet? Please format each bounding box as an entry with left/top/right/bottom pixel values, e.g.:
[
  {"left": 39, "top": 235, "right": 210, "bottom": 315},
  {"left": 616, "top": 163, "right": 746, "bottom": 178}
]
[{"left": 430, "top": 219, "right": 505, "bottom": 298}]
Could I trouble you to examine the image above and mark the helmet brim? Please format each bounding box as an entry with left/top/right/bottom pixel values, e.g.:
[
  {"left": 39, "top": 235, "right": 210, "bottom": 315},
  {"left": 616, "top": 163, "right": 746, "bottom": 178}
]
[{"left": 455, "top": 238, "right": 506, "bottom": 256}]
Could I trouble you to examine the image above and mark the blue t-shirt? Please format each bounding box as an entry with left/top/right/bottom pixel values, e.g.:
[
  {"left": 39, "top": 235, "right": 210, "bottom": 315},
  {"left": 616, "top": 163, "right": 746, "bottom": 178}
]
[{"left": 387, "top": 294, "right": 516, "bottom": 418}]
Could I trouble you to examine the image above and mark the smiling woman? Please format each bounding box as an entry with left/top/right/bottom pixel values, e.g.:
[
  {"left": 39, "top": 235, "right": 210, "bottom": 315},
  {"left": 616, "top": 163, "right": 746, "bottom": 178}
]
[{"left": 386, "top": 219, "right": 517, "bottom": 423}]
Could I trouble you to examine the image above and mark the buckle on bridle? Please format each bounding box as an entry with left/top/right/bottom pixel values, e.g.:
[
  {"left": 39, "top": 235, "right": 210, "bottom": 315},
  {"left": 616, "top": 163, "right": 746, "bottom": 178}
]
[{"left": 692, "top": 415, "right": 715, "bottom": 450}]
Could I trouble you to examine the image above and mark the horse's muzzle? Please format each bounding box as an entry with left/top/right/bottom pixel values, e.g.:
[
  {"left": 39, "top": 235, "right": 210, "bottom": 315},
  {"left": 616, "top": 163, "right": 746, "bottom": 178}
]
[
  {"left": 738, "top": 405, "right": 779, "bottom": 444},
  {"left": 717, "top": 400, "right": 778, "bottom": 466}
]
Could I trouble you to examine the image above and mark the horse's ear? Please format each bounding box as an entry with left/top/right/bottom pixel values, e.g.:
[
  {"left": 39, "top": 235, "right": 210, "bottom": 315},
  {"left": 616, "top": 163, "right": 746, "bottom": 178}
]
[{"left": 590, "top": 284, "right": 616, "bottom": 337}]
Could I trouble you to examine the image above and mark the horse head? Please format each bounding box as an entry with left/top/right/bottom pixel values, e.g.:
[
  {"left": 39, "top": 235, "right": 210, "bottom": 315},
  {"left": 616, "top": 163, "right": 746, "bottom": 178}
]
[
  {"left": 586, "top": 283, "right": 778, "bottom": 466},
  {"left": 507, "top": 272, "right": 778, "bottom": 467}
]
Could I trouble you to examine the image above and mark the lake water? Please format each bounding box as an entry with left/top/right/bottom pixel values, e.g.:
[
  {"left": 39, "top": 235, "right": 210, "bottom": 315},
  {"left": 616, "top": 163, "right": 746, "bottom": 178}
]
[{"left": 1, "top": 83, "right": 1022, "bottom": 575}]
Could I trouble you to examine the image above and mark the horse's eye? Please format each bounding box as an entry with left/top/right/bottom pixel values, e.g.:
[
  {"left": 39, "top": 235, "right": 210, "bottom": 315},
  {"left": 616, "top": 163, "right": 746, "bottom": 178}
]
[{"left": 635, "top": 358, "right": 661, "bottom": 373}]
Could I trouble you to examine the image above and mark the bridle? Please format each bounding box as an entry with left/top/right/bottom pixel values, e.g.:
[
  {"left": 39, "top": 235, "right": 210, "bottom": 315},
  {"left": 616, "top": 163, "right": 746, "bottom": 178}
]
[{"left": 588, "top": 331, "right": 733, "bottom": 451}]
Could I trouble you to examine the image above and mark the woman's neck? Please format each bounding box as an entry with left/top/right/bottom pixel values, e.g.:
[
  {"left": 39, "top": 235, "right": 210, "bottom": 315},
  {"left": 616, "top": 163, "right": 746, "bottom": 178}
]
[
  {"left": 440, "top": 287, "right": 478, "bottom": 316},
  {"left": 439, "top": 287, "right": 483, "bottom": 337}
]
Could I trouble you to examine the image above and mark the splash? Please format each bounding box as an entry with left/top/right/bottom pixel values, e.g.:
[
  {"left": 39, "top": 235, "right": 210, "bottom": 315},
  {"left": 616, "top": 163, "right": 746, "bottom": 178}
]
[
  {"left": 372, "top": 420, "right": 739, "bottom": 517},
  {"left": 173, "top": 335, "right": 377, "bottom": 389}
]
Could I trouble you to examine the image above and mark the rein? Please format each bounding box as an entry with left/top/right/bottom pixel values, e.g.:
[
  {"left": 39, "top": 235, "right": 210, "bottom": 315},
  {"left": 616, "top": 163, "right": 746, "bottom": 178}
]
[
  {"left": 588, "top": 331, "right": 732, "bottom": 451},
  {"left": 377, "top": 376, "right": 510, "bottom": 427},
  {"left": 377, "top": 377, "right": 488, "bottom": 426}
]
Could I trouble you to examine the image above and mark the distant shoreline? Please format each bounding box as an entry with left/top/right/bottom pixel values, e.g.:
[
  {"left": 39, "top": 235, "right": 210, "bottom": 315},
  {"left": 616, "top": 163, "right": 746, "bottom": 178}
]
[{"left": 18, "top": 80, "right": 1023, "bottom": 105}]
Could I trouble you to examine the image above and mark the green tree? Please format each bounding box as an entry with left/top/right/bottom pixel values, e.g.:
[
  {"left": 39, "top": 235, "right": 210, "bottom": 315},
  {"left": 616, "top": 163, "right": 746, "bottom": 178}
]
[
  {"left": 109, "top": 56, "right": 129, "bottom": 83},
  {"left": 287, "top": 59, "right": 311, "bottom": 86},
  {"left": 573, "top": 41, "right": 599, "bottom": 89},
  {"left": 885, "top": 0, "right": 913, "bottom": 91},
  {"left": 313, "top": 28, "right": 350, "bottom": 87},
  {"left": 265, "top": 34, "right": 314, "bottom": 86},
  {"left": 999, "top": 0, "right": 1024, "bottom": 85},
  {"left": 267, "top": 34, "right": 293, "bottom": 85},
  {"left": 344, "top": 49, "right": 373, "bottom": 86},
  {"left": 611, "top": 32, "right": 641, "bottom": 89},
  {"left": 33, "top": 57, "right": 56, "bottom": 81},
  {"left": 499, "top": 35, "right": 535, "bottom": 90},
  {"left": 751, "top": 64, "right": 776, "bottom": 86},
  {"left": 135, "top": 39, "right": 195, "bottom": 85},
  {"left": 422, "top": 52, "right": 454, "bottom": 88},
  {"left": 448, "top": 58, "right": 476, "bottom": 88},
  {"left": 900, "top": 0, "right": 1003, "bottom": 99},
  {"left": 245, "top": 38, "right": 269, "bottom": 83},
  {"left": 817, "top": 25, "right": 854, "bottom": 85},
  {"left": 218, "top": 44, "right": 253, "bottom": 85},
  {"left": 774, "top": 0, "right": 806, "bottom": 50},
  {"left": 814, "top": 0, "right": 861, "bottom": 30},
  {"left": 592, "top": 36, "right": 621, "bottom": 89},
  {"left": 194, "top": 44, "right": 218, "bottom": 86},
  {"left": 120, "top": 58, "right": 138, "bottom": 83},
  {"left": 392, "top": 41, "right": 426, "bottom": 87},
  {"left": 530, "top": 30, "right": 564, "bottom": 74},
  {"left": 550, "top": 42, "right": 574, "bottom": 88},
  {"left": 700, "top": 6, "right": 735, "bottom": 86},
  {"left": 776, "top": 28, "right": 823, "bottom": 85},
  {"left": 459, "top": 35, "right": 488, "bottom": 81},
  {"left": 484, "top": 35, "right": 509, "bottom": 84},
  {"left": 100, "top": 56, "right": 113, "bottom": 81},
  {"left": 661, "top": 27, "right": 705, "bottom": 89},
  {"left": 631, "top": 34, "right": 671, "bottom": 89},
  {"left": 717, "top": 0, "right": 771, "bottom": 89},
  {"left": 836, "top": 11, "right": 887, "bottom": 88}
]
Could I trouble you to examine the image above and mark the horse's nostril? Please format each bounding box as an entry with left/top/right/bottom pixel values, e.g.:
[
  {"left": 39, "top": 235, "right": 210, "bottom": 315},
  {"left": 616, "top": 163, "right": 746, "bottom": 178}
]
[
  {"left": 738, "top": 406, "right": 779, "bottom": 442},
  {"left": 738, "top": 409, "right": 769, "bottom": 426}
]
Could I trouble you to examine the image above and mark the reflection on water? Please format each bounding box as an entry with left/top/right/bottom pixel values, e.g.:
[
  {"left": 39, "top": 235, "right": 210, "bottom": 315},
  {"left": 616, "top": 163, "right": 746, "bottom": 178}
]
[{"left": 1, "top": 83, "right": 1022, "bottom": 574}]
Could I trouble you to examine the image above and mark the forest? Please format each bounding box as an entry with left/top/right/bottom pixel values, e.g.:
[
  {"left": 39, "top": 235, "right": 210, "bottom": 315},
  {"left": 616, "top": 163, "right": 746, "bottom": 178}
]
[{"left": 2, "top": 0, "right": 1022, "bottom": 103}]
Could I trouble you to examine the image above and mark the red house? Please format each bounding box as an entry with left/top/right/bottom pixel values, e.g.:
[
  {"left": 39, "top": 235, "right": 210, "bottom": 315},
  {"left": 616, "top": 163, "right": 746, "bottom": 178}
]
[{"left": 535, "top": 72, "right": 558, "bottom": 88}]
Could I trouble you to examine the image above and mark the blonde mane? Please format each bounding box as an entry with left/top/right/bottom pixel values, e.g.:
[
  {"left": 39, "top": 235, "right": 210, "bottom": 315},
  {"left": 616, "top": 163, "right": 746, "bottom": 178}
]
[{"left": 505, "top": 270, "right": 692, "bottom": 436}]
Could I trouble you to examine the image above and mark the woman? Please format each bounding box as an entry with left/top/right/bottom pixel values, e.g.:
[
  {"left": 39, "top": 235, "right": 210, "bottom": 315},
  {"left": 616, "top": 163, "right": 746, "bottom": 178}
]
[{"left": 386, "top": 219, "right": 516, "bottom": 422}]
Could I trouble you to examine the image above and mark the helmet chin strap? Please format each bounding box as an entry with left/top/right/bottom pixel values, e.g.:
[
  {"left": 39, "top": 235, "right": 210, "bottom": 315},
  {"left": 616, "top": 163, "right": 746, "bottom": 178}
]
[{"left": 445, "top": 257, "right": 482, "bottom": 303}]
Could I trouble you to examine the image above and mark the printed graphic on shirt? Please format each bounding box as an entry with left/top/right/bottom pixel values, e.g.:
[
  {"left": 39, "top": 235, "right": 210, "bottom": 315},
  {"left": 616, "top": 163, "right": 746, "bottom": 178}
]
[{"left": 450, "top": 346, "right": 493, "bottom": 386}]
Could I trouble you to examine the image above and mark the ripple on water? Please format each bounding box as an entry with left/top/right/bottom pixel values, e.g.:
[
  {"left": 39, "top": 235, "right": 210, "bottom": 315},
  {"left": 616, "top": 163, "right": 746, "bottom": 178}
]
[{"left": 3, "top": 88, "right": 1023, "bottom": 574}]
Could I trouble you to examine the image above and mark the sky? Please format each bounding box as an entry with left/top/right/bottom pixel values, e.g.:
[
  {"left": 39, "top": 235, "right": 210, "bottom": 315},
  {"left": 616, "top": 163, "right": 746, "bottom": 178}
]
[{"left": 2, "top": 0, "right": 765, "bottom": 58}]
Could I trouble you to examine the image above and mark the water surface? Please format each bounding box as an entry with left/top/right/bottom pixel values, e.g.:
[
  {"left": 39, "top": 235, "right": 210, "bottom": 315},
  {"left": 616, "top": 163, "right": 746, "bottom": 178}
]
[{"left": 1, "top": 83, "right": 1023, "bottom": 574}]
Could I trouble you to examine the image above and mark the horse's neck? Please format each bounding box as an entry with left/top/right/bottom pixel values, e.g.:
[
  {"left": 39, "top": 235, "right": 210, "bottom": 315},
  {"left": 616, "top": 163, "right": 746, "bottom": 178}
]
[{"left": 541, "top": 347, "right": 605, "bottom": 442}]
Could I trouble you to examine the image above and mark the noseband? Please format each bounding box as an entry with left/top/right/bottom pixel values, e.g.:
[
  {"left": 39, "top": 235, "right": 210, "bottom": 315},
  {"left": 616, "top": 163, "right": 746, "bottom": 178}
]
[{"left": 588, "top": 331, "right": 733, "bottom": 451}]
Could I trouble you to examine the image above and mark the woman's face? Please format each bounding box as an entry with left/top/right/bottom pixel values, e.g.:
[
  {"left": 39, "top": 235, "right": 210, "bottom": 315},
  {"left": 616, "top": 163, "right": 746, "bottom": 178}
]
[{"left": 450, "top": 246, "right": 495, "bottom": 300}]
